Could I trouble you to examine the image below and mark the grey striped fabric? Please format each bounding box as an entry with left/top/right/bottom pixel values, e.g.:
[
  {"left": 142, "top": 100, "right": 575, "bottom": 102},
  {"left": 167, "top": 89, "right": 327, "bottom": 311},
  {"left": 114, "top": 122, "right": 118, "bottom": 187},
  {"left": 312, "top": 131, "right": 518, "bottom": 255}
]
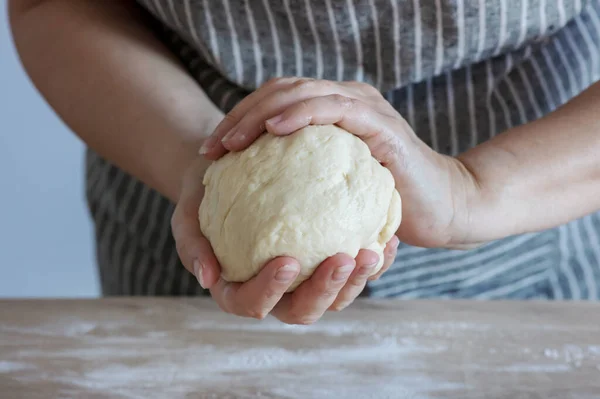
[{"left": 86, "top": 0, "right": 600, "bottom": 299}]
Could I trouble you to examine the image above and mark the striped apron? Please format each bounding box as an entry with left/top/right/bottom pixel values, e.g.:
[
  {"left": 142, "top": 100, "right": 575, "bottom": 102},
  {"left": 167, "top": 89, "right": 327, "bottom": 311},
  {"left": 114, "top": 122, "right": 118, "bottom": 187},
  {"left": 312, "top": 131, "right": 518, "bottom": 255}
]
[{"left": 86, "top": 0, "right": 600, "bottom": 299}]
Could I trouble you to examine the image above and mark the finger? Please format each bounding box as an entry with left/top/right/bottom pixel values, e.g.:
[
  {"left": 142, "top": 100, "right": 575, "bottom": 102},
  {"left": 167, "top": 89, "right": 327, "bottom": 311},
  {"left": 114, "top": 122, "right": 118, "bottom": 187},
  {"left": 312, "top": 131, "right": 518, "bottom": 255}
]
[
  {"left": 219, "top": 80, "right": 360, "bottom": 153},
  {"left": 171, "top": 205, "right": 220, "bottom": 289},
  {"left": 210, "top": 257, "right": 300, "bottom": 319},
  {"left": 264, "top": 94, "right": 410, "bottom": 168},
  {"left": 271, "top": 253, "right": 356, "bottom": 325},
  {"left": 369, "top": 235, "right": 400, "bottom": 281},
  {"left": 341, "top": 81, "right": 399, "bottom": 116},
  {"left": 171, "top": 159, "right": 221, "bottom": 289},
  {"left": 200, "top": 77, "right": 302, "bottom": 159},
  {"left": 329, "top": 249, "right": 379, "bottom": 311}
]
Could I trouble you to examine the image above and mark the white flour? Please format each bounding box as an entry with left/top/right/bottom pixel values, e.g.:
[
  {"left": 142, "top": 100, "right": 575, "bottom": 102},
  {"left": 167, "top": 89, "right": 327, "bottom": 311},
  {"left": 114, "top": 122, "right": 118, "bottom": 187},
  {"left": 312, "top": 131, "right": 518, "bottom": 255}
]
[
  {"left": 0, "top": 361, "right": 34, "bottom": 373},
  {"left": 3, "top": 315, "right": 466, "bottom": 399},
  {"left": 500, "top": 363, "right": 572, "bottom": 373},
  {"left": 3, "top": 309, "right": 600, "bottom": 399},
  {"left": 11, "top": 338, "right": 461, "bottom": 399},
  {"left": 544, "top": 348, "right": 561, "bottom": 359},
  {"left": 55, "top": 340, "right": 459, "bottom": 398},
  {"left": 542, "top": 345, "right": 600, "bottom": 369}
]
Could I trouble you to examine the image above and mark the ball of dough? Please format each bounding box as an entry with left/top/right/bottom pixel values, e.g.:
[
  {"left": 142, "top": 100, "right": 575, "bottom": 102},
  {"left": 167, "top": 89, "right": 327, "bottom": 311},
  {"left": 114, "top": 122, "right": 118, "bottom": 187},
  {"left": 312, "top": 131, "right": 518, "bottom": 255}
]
[{"left": 199, "top": 124, "right": 402, "bottom": 292}]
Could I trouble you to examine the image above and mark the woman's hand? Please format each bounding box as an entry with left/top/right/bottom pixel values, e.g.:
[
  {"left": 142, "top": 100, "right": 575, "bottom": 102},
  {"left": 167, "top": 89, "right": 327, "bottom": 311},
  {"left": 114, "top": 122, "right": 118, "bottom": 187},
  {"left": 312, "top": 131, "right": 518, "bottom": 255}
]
[
  {"left": 200, "top": 78, "right": 483, "bottom": 249},
  {"left": 171, "top": 154, "right": 400, "bottom": 325}
]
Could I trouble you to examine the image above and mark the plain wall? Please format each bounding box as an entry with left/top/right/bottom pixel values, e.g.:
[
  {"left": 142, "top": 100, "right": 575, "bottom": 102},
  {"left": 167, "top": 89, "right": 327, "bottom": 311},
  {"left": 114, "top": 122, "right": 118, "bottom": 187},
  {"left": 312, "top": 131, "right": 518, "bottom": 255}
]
[{"left": 0, "top": 1, "right": 100, "bottom": 297}]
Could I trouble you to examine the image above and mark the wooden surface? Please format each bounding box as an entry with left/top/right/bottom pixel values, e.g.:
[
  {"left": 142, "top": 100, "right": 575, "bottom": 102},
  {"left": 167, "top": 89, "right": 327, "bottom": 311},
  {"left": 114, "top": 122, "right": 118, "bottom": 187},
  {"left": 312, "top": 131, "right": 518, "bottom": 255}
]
[{"left": 1, "top": 298, "right": 600, "bottom": 399}]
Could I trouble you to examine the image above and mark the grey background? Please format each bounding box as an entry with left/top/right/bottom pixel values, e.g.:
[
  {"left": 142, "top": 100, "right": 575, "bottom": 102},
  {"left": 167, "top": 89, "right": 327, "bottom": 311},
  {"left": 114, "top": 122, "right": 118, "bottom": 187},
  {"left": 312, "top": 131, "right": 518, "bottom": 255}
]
[{"left": 0, "top": 1, "right": 99, "bottom": 297}]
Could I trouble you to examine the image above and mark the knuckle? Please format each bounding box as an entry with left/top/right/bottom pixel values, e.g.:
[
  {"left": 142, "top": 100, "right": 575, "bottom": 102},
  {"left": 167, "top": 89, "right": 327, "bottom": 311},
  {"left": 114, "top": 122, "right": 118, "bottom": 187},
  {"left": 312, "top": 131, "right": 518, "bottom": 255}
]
[
  {"left": 344, "top": 80, "right": 363, "bottom": 91},
  {"left": 298, "top": 99, "right": 311, "bottom": 110},
  {"left": 387, "top": 135, "right": 405, "bottom": 160},
  {"left": 356, "top": 80, "right": 379, "bottom": 95},
  {"left": 263, "top": 286, "right": 282, "bottom": 302},
  {"left": 220, "top": 112, "right": 239, "bottom": 129},
  {"left": 322, "top": 286, "right": 343, "bottom": 299},
  {"left": 347, "top": 80, "right": 380, "bottom": 96},
  {"left": 295, "top": 315, "right": 319, "bottom": 325},
  {"left": 362, "top": 84, "right": 381, "bottom": 96},
  {"left": 169, "top": 211, "right": 180, "bottom": 233},
  {"left": 290, "top": 78, "right": 318, "bottom": 94},
  {"left": 290, "top": 79, "right": 342, "bottom": 98},
  {"left": 214, "top": 298, "right": 232, "bottom": 315},
  {"left": 316, "top": 79, "right": 335, "bottom": 90},
  {"left": 264, "top": 76, "right": 292, "bottom": 87},
  {"left": 285, "top": 309, "right": 318, "bottom": 325},
  {"left": 264, "top": 77, "right": 281, "bottom": 87},
  {"left": 385, "top": 243, "right": 398, "bottom": 256},
  {"left": 373, "top": 133, "right": 404, "bottom": 165},
  {"left": 331, "top": 94, "right": 357, "bottom": 109},
  {"left": 375, "top": 97, "right": 396, "bottom": 113},
  {"left": 311, "top": 280, "right": 336, "bottom": 298},
  {"left": 329, "top": 301, "right": 348, "bottom": 312},
  {"left": 174, "top": 238, "right": 191, "bottom": 258},
  {"left": 293, "top": 77, "right": 316, "bottom": 88},
  {"left": 313, "top": 279, "right": 345, "bottom": 298},
  {"left": 246, "top": 307, "right": 268, "bottom": 320},
  {"left": 170, "top": 204, "right": 189, "bottom": 232},
  {"left": 348, "top": 276, "right": 367, "bottom": 289}
]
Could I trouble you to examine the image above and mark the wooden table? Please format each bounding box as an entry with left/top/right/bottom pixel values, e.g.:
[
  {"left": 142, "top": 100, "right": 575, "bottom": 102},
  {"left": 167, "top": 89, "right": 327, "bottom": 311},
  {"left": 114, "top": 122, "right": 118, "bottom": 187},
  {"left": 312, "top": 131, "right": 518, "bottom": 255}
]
[{"left": 1, "top": 298, "right": 599, "bottom": 398}]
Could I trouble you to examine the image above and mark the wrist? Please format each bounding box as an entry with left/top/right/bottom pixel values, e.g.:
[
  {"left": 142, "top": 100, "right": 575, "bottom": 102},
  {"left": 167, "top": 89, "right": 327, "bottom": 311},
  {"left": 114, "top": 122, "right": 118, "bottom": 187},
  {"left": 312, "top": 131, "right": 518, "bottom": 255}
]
[
  {"left": 454, "top": 144, "right": 523, "bottom": 244},
  {"left": 441, "top": 155, "right": 491, "bottom": 248},
  {"left": 161, "top": 112, "right": 223, "bottom": 203}
]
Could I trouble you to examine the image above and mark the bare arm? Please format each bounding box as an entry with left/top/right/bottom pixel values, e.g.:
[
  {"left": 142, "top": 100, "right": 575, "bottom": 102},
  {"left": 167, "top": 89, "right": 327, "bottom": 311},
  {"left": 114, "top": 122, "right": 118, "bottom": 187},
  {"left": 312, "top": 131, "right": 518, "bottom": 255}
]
[
  {"left": 8, "top": 0, "right": 222, "bottom": 202},
  {"left": 460, "top": 81, "right": 600, "bottom": 241}
]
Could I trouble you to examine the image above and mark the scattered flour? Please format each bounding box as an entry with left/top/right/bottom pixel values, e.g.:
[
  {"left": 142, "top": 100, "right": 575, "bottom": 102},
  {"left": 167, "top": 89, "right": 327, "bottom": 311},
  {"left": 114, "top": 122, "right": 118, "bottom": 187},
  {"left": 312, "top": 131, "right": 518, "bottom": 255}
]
[
  {"left": 0, "top": 361, "right": 34, "bottom": 373},
  {"left": 564, "top": 345, "right": 585, "bottom": 368},
  {"left": 4, "top": 318, "right": 463, "bottom": 399},
  {"left": 500, "top": 363, "right": 572, "bottom": 373},
  {"left": 3, "top": 311, "right": 599, "bottom": 399},
  {"left": 185, "top": 319, "right": 381, "bottom": 337},
  {"left": 544, "top": 348, "right": 561, "bottom": 360},
  {"left": 543, "top": 344, "right": 600, "bottom": 368},
  {"left": 145, "top": 331, "right": 168, "bottom": 339},
  {"left": 588, "top": 345, "right": 600, "bottom": 355},
  {"left": 63, "top": 322, "right": 98, "bottom": 336},
  {"left": 0, "top": 320, "right": 119, "bottom": 338},
  {"left": 12, "top": 338, "right": 462, "bottom": 399}
]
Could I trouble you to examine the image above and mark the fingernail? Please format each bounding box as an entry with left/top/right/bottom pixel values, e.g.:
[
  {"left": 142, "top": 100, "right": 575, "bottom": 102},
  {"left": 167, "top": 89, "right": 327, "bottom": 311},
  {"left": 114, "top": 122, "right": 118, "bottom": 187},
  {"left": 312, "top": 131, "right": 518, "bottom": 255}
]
[
  {"left": 193, "top": 259, "right": 205, "bottom": 288},
  {"left": 199, "top": 136, "right": 216, "bottom": 155},
  {"left": 358, "top": 262, "right": 378, "bottom": 277},
  {"left": 199, "top": 144, "right": 209, "bottom": 155},
  {"left": 275, "top": 264, "right": 298, "bottom": 282},
  {"left": 265, "top": 114, "right": 283, "bottom": 127},
  {"left": 332, "top": 264, "right": 354, "bottom": 281},
  {"left": 221, "top": 128, "right": 237, "bottom": 143}
]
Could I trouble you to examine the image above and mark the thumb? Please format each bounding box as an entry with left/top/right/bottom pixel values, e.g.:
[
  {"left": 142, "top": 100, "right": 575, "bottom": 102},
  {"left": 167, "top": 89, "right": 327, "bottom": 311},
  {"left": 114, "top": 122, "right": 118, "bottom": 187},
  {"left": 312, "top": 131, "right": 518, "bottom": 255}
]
[{"left": 171, "top": 183, "right": 220, "bottom": 290}]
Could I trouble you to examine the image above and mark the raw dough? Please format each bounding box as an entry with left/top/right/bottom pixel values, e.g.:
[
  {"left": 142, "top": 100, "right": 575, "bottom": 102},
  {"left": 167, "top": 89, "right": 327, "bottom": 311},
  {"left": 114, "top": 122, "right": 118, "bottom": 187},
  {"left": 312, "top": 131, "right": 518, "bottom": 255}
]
[{"left": 199, "top": 124, "right": 402, "bottom": 291}]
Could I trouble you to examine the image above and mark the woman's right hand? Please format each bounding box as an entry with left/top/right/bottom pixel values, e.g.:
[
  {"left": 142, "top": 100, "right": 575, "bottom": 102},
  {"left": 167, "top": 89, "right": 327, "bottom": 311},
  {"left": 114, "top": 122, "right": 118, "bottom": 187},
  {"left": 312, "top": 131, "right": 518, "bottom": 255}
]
[{"left": 171, "top": 152, "right": 399, "bottom": 324}]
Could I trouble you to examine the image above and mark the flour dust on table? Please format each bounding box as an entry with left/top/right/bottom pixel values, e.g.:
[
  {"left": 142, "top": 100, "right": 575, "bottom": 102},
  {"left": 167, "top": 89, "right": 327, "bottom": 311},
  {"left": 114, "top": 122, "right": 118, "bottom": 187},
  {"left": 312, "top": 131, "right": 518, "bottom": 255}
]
[{"left": 1, "top": 299, "right": 600, "bottom": 398}]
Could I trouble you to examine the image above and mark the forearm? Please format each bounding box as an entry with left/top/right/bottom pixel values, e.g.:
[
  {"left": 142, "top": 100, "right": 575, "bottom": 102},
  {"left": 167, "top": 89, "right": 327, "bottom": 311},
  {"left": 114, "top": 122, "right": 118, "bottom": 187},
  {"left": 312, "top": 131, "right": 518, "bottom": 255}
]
[
  {"left": 9, "top": 0, "right": 221, "bottom": 202},
  {"left": 460, "top": 81, "right": 600, "bottom": 241}
]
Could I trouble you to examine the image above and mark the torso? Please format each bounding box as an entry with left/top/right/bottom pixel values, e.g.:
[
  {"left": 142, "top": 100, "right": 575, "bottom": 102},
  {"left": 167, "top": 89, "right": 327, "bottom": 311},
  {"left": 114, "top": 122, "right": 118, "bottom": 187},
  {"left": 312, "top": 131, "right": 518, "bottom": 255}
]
[{"left": 86, "top": 0, "right": 600, "bottom": 299}]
